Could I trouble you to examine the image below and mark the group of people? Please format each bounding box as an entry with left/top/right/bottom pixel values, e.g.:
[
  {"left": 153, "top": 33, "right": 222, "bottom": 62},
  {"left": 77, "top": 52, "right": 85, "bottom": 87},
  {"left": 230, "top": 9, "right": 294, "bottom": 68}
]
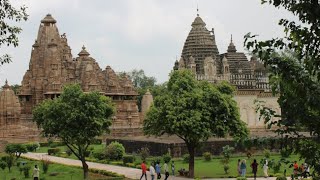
[
  {"left": 237, "top": 159, "right": 268, "bottom": 179},
  {"left": 140, "top": 161, "right": 175, "bottom": 180},
  {"left": 292, "top": 161, "right": 310, "bottom": 178}
]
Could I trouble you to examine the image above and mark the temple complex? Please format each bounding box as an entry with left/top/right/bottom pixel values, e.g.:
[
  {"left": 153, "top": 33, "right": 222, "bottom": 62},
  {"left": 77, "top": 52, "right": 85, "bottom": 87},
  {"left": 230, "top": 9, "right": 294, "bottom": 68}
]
[
  {"left": 173, "top": 13, "right": 280, "bottom": 131},
  {"left": 0, "top": 14, "right": 142, "bottom": 143}
]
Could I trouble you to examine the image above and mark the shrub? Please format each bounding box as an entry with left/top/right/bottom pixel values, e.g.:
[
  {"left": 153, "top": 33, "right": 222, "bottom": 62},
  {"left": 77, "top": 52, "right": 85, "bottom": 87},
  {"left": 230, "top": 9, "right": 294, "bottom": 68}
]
[
  {"left": 104, "top": 141, "right": 125, "bottom": 160},
  {"left": 92, "top": 139, "right": 103, "bottom": 144},
  {"left": 162, "top": 153, "right": 171, "bottom": 163},
  {"left": 183, "top": 154, "right": 190, "bottom": 163},
  {"left": 93, "top": 152, "right": 105, "bottom": 160},
  {"left": 151, "top": 156, "right": 162, "bottom": 164},
  {"left": 224, "top": 164, "right": 230, "bottom": 174},
  {"left": 5, "top": 144, "right": 27, "bottom": 160},
  {"left": 22, "top": 166, "right": 31, "bottom": 178},
  {"left": 41, "top": 158, "right": 51, "bottom": 174},
  {"left": 47, "top": 148, "right": 61, "bottom": 155},
  {"left": 280, "top": 149, "right": 291, "bottom": 158},
  {"left": 139, "top": 147, "right": 150, "bottom": 161},
  {"left": 276, "top": 176, "right": 287, "bottom": 180},
  {"left": 0, "top": 160, "right": 6, "bottom": 170},
  {"left": 65, "top": 147, "right": 72, "bottom": 156},
  {"left": 263, "top": 149, "right": 271, "bottom": 158},
  {"left": 25, "top": 142, "right": 40, "bottom": 152},
  {"left": 123, "top": 155, "right": 135, "bottom": 164},
  {"left": 2, "top": 155, "right": 14, "bottom": 172},
  {"left": 203, "top": 152, "right": 212, "bottom": 161}
]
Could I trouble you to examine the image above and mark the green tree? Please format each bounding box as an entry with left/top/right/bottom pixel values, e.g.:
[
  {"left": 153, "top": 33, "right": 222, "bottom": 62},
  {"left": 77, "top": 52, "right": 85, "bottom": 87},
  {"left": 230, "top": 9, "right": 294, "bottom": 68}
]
[
  {"left": 119, "top": 69, "right": 157, "bottom": 111},
  {"left": 0, "top": 0, "right": 28, "bottom": 65},
  {"left": 245, "top": 0, "right": 320, "bottom": 176},
  {"left": 1, "top": 155, "right": 13, "bottom": 172},
  {"left": 33, "top": 84, "right": 114, "bottom": 179},
  {"left": 5, "top": 143, "right": 27, "bottom": 160},
  {"left": 143, "top": 70, "right": 248, "bottom": 177}
]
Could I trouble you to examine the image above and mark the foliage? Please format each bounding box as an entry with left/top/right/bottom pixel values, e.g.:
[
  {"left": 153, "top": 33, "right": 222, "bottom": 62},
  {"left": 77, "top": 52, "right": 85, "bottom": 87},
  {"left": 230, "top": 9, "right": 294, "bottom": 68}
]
[
  {"left": 32, "top": 84, "right": 114, "bottom": 179},
  {"left": 264, "top": 149, "right": 271, "bottom": 159},
  {"left": 25, "top": 142, "right": 40, "bottom": 152},
  {"left": 5, "top": 143, "right": 27, "bottom": 160},
  {"left": 0, "top": 0, "right": 28, "bottom": 65},
  {"left": 183, "top": 154, "right": 190, "bottom": 163},
  {"left": 47, "top": 148, "right": 61, "bottom": 155},
  {"left": 276, "top": 176, "right": 287, "bottom": 180},
  {"left": 65, "top": 147, "right": 72, "bottom": 156},
  {"left": 22, "top": 165, "right": 31, "bottom": 178},
  {"left": 143, "top": 70, "right": 248, "bottom": 177},
  {"left": 1, "top": 155, "right": 14, "bottom": 172},
  {"left": 122, "top": 155, "right": 135, "bottom": 164},
  {"left": 41, "top": 158, "right": 51, "bottom": 174},
  {"left": 221, "top": 145, "right": 234, "bottom": 174},
  {"left": 0, "top": 160, "right": 6, "bottom": 170},
  {"left": 139, "top": 147, "right": 150, "bottom": 161},
  {"left": 244, "top": 0, "right": 320, "bottom": 176},
  {"left": 224, "top": 164, "right": 230, "bottom": 174},
  {"left": 202, "top": 152, "right": 212, "bottom": 161},
  {"left": 92, "top": 139, "right": 103, "bottom": 145},
  {"left": 104, "top": 141, "right": 125, "bottom": 161},
  {"left": 268, "top": 159, "right": 281, "bottom": 174},
  {"left": 162, "top": 153, "right": 171, "bottom": 163},
  {"left": 92, "top": 152, "right": 105, "bottom": 160}
]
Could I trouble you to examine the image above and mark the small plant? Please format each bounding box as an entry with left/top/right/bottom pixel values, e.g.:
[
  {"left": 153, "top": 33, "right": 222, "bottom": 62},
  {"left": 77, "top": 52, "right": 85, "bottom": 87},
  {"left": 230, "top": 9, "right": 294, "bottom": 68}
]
[
  {"left": 41, "top": 158, "right": 51, "bottom": 174},
  {"left": 25, "top": 142, "right": 40, "bottom": 152},
  {"left": 122, "top": 155, "right": 135, "bottom": 164},
  {"left": 263, "top": 149, "right": 271, "bottom": 158},
  {"left": 48, "top": 148, "right": 61, "bottom": 155},
  {"left": 139, "top": 147, "right": 150, "bottom": 161},
  {"left": 0, "top": 160, "right": 6, "bottom": 170},
  {"left": 162, "top": 153, "right": 171, "bottom": 163},
  {"left": 202, "top": 152, "right": 212, "bottom": 161},
  {"left": 183, "top": 154, "right": 190, "bottom": 163},
  {"left": 104, "top": 141, "right": 125, "bottom": 160},
  {"left": 92, "top": 152, "right": 105, "bottom": 160},
  {"left": 22, "top": 166, "right": 31, "bottom": 178},
  {"left": 224, "top": 164, "right": 230, "bottom": 174}
]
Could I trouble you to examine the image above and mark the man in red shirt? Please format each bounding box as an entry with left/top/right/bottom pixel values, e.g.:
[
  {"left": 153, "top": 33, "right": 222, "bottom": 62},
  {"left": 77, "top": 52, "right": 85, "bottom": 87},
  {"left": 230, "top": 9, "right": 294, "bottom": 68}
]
[
  {"left": 140, "top": 161, "right": 147, "bottom": 180},
  {"left": 293, "top": 161, "right": 299, "bottom": 175}
]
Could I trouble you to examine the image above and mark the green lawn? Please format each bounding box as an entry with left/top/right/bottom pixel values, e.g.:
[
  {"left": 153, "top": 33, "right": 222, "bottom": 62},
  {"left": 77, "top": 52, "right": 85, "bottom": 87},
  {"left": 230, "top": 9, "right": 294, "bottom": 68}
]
[
  {"left": 37, "top": 145, "right": 303, "bottom": 178},
  {"left": 0, "top": 157, "right": 123, "bottom": 180},
  {"left": 166, "top": 154, "right": 301, "bottom": 178}
]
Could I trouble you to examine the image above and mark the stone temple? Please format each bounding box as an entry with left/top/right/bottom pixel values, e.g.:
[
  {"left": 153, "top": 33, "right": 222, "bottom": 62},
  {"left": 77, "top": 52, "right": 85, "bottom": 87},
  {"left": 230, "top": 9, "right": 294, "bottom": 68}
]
[
  {"left": 0, "top": 14, "right": 143, "bottom": 145},
  {"left": 173, "top": 13, "right": 280, "bottom": 132}
]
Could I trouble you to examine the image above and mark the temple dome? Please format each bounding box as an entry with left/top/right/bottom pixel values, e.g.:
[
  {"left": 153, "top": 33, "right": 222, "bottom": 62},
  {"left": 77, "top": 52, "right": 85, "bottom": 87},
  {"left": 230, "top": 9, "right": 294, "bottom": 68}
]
[
  {"left": 181, "top": 15, "right": 220, "bottom": 75},
  {"left": 41, "top": 14, "right": 57, "bottom": 24},
  {"left": 0, "top": 80, "right": 21, "bottom": 125}
]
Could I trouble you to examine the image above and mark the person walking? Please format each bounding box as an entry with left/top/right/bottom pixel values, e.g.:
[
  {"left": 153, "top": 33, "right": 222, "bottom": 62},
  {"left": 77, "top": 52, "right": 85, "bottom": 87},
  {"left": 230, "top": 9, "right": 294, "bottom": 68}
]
[
  {"left": 251, "top": 159, "right": 259, "bottom": 180},
  {"left": 164, "top": 161, "right": 169, "bottom": 180},
  {"left": 32, "top": 165, "right": 40, "bottom": 180},
  {"left": 140, "top": 161, "right": 147, "bottom": 180},
  {"left": 155, "top": 162, "right": 161, "bottom": 179},
  {"left": 237, "top": 159, "right": 241, "bottom": 176},
  {"left": 263, "top": 160, "right": 269, "bottom": 178},
  {"left": 171, "top": 161, "right": 175, "bottom": 176},
  {"left": 150, "top": 163, "right": 156, "bottom": 180},
  {"left": 240, "top": 159, "right": 247, "bottom": 177}
]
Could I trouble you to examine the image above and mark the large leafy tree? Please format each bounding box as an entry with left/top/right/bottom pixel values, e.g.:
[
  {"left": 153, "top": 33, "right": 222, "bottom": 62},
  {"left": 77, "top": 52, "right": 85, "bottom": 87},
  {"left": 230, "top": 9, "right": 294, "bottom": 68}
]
[
  {"left": 33, "top": 84, "right": 114, "bottom": 179},
  {"left": 143, "top": 70, "right": 248, "bottom": 177},
  {"left": 245, "top": 0, "right": 320, "bottom": 176},
  {"left": 0, "top": 0, "right": 28, "bottom": 65}
]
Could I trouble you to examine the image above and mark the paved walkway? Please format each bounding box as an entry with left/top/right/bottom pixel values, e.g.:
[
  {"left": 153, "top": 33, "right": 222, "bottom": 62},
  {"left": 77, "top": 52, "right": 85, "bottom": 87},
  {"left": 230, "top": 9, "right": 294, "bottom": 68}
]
[{"left": 22, "top": 153, "right": 278, "bottom": 180}]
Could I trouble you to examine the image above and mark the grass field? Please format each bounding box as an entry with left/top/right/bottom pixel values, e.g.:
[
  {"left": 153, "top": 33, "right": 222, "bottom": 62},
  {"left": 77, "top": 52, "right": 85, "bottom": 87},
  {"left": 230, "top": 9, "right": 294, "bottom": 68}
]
[
  {"left": 36, "top": 145, "right": 303, "bottom": 178},
  {"left": 0, "top": 156, "right": 123, "bottom": 180}
]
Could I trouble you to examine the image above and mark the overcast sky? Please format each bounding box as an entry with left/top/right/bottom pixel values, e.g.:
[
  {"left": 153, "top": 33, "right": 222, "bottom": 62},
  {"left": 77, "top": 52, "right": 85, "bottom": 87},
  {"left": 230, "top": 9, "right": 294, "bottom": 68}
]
[{"left": 0, "top": 0, "right": 294, "bottom": 85}]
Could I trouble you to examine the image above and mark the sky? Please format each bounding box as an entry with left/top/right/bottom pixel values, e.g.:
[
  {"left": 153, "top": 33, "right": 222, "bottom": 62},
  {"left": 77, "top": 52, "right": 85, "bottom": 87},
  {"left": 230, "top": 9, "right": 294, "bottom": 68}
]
[{"left": 0, "top": 0, "right": 295, "bottom": 85}]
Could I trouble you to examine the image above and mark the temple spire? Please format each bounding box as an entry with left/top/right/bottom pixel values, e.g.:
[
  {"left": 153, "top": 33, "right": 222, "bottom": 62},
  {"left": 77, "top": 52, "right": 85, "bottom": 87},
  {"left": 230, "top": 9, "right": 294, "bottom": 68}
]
[
  {"left": 227, "top": 34, "right": 237, "bottom": 53},
  {"left": 197, "top": 3, "right": 199, "bottom": 16}
]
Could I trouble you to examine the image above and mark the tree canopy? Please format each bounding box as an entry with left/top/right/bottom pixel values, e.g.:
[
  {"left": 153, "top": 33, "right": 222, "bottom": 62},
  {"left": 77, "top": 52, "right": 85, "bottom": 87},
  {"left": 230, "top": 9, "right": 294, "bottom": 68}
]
[
  {"left": 143, "top": 70, "right": 248, "bottom": 177},
  {"left": 245, "top": 0, "right": 320, "bottom": 176},
  {"left": 0, "top": 0, "right": 28, "bottom": 65},
  {"left": 33, "top": 84, "right": 114, "bottom": 179}
]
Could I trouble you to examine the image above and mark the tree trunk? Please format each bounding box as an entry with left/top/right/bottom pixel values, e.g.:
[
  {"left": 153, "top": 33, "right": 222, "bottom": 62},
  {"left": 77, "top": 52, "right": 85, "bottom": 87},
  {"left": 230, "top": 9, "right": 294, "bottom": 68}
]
[
  {"left": 187, "top": 144, "right": 195, "bottom": 178},
  {"left": 81, "top": 160, "right": 89, "bottom": 180}
]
